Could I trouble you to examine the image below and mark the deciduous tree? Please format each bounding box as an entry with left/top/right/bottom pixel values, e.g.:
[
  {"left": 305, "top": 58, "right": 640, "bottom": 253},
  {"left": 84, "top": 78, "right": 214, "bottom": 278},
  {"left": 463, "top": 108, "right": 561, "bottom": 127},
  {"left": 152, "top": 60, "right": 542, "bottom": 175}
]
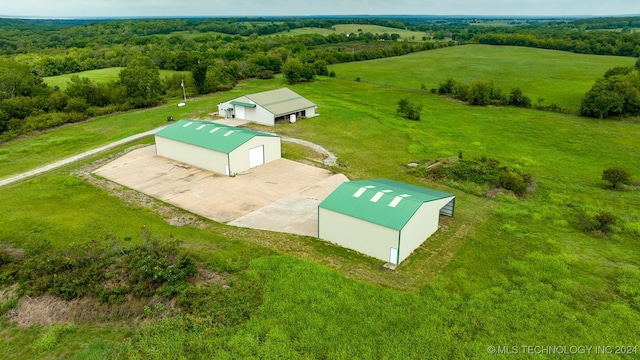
[
  {"left": 118, "top": 56, "right": 163, "bottom": 107},
  {"left": 602, "top": 166, "right": 633, "bottom": 189}
]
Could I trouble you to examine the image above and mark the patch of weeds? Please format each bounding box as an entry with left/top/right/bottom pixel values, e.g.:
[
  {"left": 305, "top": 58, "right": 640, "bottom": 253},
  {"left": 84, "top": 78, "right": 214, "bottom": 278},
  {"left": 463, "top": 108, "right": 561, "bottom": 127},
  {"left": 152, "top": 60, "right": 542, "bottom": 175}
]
[
  {"left": 623, "top": 222, "right": 640, "bottom": 237},
  {"left": 410, "top": 156, "right": 535, "bottom": 197},
  {"left": 31, "top": 323, "right": 77, "bottom": 352},
  {"left": 0, "top": 230, "right": 198, "bottom": 304},
  {"left": 578, "top": 211, "right": 619, "bottom": 236}
]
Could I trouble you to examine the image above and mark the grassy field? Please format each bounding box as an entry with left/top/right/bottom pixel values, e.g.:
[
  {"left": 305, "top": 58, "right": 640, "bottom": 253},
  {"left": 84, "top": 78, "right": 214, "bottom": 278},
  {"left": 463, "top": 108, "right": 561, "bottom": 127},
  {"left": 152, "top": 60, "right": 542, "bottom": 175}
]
[
  {"left": 329, "top": 44, "right": 636, "bottom": 111},
  {"left": 1, "top": 48, "right": 640, "bottom": 358},
  {"left": 332, "top": 24, "right": 427, "bottom": 40},
  {"left": 44, "top": 68, "right": 185, "bottom": 90},
  {"left": 269, "top": 27, "right": 337, "bottom": 36}
]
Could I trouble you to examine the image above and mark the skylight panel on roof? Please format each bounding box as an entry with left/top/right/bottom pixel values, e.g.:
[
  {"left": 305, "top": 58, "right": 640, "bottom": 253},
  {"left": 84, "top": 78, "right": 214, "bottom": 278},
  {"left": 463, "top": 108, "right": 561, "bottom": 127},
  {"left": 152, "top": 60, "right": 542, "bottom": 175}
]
[
  {"left": 353, "top": 185, "right": 375, "bottom": 198},
  {"left": 389, "top": 194, "right": 411, "bottom": 208},
  {"left": 183, "top": 121, "right": 193, "bottom": 127},
  {"left": 370, "top": 190, "right": 392, "bottom": 203}
]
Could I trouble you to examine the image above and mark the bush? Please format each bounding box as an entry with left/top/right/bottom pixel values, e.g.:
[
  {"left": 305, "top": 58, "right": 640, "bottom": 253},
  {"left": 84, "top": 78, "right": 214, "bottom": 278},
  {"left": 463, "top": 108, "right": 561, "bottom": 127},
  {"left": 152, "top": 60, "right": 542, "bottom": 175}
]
[
  {"left": 581, "top": 211, "right": 618, "bottom": 235},
  {"left": 602, "top": 166, "right": 633, "bottom": 189},
  {"left": 497, "top": 170, "right": 529, "bottom": 196},
  {"left": 507, "top": 88, "right": 532, "bottom": 108},
  {"left": 594, "top": 212, "right": 618, "bottom": 233},
  {"left": 397, "top": 98, "right": 422, "bottom": 121},
  {"left": 422, "top": 156, "right": 535, "bottom": 198},
  {"left": 3, "top": 233, "right": 197, "bottom": 303}
]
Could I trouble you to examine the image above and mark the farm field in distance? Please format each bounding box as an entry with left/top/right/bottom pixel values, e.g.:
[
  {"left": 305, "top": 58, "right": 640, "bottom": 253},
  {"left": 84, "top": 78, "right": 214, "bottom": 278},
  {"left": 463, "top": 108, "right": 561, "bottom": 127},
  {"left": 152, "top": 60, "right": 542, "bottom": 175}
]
[
  {"left": 44, "top": 68, "right": 186, "bottom": 90},
  {"left": 332, "top": 24, "right": 428, "bottom": 40},
  {"left": 1, "top": 42, "right": 640, "bottom": 358},
  {"left": 330, "top": 44, "right": 636, "bottom": 111}
]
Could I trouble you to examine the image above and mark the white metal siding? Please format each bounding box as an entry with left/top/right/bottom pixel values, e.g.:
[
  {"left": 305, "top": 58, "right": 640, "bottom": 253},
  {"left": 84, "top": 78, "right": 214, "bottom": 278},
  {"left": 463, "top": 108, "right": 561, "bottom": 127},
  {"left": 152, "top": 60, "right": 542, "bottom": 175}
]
[
  {"left": 228, "top": 136, "right": 281, "bottom": 174},
  {"left": 305, "top": 106, "right": 316, "bottom": 117},
  {"left": 318, "top": 207, "right": 398, "bottom": 263},
  {"left": 254, "top": 105, "right": 276, "bottom": 125},
  {"left": 155, "top": 136, "right": 228, "bottom": 175},
  {"left": 398, "top": 196, "right": 455, "bottom": 263}
]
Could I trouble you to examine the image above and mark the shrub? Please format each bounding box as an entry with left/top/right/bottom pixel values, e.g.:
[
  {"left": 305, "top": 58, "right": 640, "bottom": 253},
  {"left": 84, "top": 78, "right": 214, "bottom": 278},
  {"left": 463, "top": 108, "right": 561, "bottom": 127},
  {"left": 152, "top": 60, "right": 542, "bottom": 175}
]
[
  {"left": 602, "top": 166, "right": 633, "bottom": 189},
  {"left": 507, "top": 88, "right": 532, "bottom": 108},
  {"left": 594, "top": 212, "right": 617, "bottom": 233},
  {"left": 422, "top": 156, "right": 535, "bottom": 197},
  {"left": 497, "top": 170, "right": 529, "bottom": 197},
  {"left": 397, "top": 98, "right": 423, "bottom": 121},
  {"left": 4, "top": 233, "right": 197, "bottom": 303}
]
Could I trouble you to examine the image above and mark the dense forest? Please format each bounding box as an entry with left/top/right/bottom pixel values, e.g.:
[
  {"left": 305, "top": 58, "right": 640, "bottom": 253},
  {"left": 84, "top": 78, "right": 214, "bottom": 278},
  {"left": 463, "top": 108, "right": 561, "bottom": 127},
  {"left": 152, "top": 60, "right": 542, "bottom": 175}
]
[{"left": 1, "top": 16, "right": 639, "bottom": 139}]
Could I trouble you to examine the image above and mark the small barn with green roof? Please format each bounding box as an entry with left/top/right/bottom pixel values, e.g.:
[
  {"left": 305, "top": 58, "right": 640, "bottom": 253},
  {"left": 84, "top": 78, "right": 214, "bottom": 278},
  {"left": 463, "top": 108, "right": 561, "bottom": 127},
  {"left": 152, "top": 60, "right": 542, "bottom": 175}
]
[
  {"left": 154, "top": 120, "right": 281, "bottom": 176},
  {"left": 318, "top": 179, "right": 455, "bottom": 265},
  {"left": 217, "top": 88, "right": 317, "bottom": 125}
]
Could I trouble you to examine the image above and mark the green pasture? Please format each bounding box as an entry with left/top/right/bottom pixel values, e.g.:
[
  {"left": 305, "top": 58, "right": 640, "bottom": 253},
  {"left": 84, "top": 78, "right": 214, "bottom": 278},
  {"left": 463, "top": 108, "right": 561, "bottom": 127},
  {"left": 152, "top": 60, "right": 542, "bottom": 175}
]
[
  {"left": 2, "top": 48, "right": 640, "bottom": 358},
  {"left": 44, "top": 68, "right": 185, "bottom": 90},
  {"left": 329, "top": 44, "right": 636, "bottom": 111},
  {"left": 269, "top": 27, "right": 337, "bottom": 36},
  {"left": 332, "top": 24, "right": 427, "bottom": 40}
]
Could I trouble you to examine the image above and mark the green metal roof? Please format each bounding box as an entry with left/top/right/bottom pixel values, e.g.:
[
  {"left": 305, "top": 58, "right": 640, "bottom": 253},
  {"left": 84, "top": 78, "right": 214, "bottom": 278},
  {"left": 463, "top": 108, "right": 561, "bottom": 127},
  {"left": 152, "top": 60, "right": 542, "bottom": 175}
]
[
  {"left": 319, "top": 179, "right": 455, "bottom": 231},
  {"left": 244, "top": 88, "right": 316, "bottom": 116},
  {"left": 155, "top": 120, "right": 278, "bottom": 154},
  {"left": 230, "top": 100, "right": 256, "bottom": 108}
]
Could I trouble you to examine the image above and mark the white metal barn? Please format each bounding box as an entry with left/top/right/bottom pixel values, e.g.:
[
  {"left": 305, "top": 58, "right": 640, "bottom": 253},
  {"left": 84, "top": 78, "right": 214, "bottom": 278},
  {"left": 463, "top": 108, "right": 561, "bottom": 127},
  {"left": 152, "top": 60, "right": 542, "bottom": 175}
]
[
  {"left": 217, "top": 88, "right": 317, "bottom": 126},
  {"left": 154, "top": 120, "right": 281, "bottom": 176},
  {"left": 318, "top": 179, "right": 455, "bottom": 265}
]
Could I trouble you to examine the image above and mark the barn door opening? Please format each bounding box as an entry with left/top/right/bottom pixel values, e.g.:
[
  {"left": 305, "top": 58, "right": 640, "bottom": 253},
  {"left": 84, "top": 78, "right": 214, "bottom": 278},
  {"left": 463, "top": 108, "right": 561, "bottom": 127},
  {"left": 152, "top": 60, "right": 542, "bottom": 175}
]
[
  {"left": 389, "top": 247, "right": 398, "bottom": 265},
  {"left": 249, "top": 145, "right": 264, "bottom": 168}
]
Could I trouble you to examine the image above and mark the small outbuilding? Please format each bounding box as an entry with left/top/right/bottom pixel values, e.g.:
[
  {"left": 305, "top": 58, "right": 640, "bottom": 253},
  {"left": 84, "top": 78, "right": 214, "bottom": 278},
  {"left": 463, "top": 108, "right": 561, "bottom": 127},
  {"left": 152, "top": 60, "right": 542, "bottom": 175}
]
[
  {"left": 217, "top": 87, "right": 317, "bottom": 126},
  {"left": 155, "top": 120, "right": 281, "bottom": 176},
  {"left": 318, "top": 179, "right": 455, "bottom": 265}
]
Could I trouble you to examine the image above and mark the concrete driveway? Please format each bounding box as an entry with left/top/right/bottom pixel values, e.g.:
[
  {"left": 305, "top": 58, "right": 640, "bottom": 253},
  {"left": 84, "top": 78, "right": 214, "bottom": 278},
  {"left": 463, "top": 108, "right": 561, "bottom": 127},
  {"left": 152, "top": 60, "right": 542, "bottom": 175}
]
[{"left": 93, "top": 145, "right": 347, "bottom": 236}]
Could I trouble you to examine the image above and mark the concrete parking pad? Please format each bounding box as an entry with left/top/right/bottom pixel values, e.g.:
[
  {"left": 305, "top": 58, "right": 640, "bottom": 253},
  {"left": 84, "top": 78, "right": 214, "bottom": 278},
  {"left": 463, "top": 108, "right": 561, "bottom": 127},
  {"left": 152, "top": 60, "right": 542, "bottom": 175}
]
[{"left": 93, "top": 145, "right": 348, "bottom": 235}]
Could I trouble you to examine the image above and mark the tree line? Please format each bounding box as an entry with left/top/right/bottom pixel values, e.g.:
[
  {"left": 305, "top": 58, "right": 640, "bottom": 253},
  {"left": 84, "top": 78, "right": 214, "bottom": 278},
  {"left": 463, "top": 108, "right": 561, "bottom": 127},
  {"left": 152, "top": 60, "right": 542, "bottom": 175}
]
[
  {"left": 1, "top": 16, "right": 639, "bottom": 138},
  {"left": 581, "top": 65, "right": 640, "bottom": 119}
]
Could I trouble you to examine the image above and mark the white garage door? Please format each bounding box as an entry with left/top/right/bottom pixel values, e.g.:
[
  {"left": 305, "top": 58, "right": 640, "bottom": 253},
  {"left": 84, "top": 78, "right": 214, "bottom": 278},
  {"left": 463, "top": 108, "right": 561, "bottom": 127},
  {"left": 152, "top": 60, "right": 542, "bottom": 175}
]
[{"left": 249, "top": 145, "right": 264, "bottom": 168}]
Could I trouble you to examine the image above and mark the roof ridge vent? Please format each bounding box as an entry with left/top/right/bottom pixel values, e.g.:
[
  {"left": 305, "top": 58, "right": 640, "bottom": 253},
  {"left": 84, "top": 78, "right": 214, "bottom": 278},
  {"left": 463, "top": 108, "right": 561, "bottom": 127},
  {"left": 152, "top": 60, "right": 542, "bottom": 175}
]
[
  {"left": 353, "top": 185, "right": 376, "bottom": 198},
  {"left": 370, "top": 190, "right": 393, "bottom": 203}
]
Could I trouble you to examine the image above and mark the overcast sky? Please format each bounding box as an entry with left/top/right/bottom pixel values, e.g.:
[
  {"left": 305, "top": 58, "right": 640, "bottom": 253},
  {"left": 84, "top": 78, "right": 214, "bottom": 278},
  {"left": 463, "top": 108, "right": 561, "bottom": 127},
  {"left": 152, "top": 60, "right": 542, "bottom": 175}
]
[{"left": 1, "top": 0, "right": 639, "bottom": 18}]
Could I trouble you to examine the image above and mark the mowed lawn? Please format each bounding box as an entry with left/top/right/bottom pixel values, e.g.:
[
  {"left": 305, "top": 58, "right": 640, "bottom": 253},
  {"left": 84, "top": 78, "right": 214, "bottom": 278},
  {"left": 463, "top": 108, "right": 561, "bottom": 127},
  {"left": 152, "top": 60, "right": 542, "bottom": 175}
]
[
  {"left": 329, "top": 44, "right": 636, "bottom": 111},
  {"left": 1, "top": 48, "right": 640, "bottom": 358},
  {"left": 44, "top": 68, "right": 185, "bottom": 90}
]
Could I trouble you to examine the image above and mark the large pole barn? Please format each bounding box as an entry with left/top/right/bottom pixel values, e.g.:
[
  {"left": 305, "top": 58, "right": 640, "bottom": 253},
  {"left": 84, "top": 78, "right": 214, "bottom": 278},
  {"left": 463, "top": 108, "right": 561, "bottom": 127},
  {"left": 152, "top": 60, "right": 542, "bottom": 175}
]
[
  {"left": 155, "top": 120, "right": 281, "bottom": 176},
  {"left": 318, "top": 179, "right": 455, "bottom": 265}
]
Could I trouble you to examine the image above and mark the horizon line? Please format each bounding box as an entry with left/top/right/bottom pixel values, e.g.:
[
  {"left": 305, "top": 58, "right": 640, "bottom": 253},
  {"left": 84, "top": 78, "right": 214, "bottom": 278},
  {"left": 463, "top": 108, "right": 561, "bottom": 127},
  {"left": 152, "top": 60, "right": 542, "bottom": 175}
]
[{"left": 2, "top": 14, "right": 638, "bottom": 21}]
